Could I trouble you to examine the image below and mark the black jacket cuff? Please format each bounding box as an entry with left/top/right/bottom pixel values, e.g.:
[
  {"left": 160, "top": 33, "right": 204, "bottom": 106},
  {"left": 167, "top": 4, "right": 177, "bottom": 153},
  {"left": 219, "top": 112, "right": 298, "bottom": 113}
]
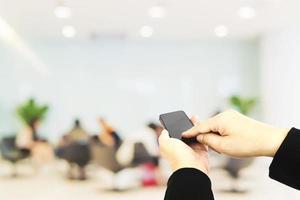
[
  {"left": 165, "top": 168, "right": 214, "bottom": 200},
  {"left": 269, "top": 128, "right": 300, "bottom": 190}
]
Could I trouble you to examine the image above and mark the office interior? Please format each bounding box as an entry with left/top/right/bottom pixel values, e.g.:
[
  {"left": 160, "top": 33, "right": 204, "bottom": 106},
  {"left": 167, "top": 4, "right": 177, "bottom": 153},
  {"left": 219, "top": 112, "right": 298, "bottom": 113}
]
[{"left": 0, "top": 0, "right": 300, "bottom": 199}]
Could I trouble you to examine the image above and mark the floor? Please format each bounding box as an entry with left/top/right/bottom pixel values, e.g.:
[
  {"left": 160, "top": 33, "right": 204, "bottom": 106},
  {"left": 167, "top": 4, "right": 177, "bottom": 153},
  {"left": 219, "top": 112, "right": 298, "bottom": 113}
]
[{"left": 0, "top": 157, "right": 298, "bottom": 200}]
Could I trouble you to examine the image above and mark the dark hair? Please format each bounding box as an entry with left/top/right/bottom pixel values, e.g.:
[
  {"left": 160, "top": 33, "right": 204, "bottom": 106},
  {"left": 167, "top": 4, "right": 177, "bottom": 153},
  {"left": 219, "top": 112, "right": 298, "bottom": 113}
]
[
  {"left": 74, "top": 118, "right": 81, "bottom": 127},
  {"left": 147, "top": 122, "right": 159, "bottom": 131}
]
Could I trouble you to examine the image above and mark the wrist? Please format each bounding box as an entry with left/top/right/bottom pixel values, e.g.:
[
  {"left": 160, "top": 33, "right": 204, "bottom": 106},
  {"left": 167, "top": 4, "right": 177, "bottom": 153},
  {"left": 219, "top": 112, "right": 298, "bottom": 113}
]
[
  {"left": 264, "top": 127, "right": 289, "bottom": 157},
  {"left": 172, "top": 162, "right": 209, "bottom": 175}
]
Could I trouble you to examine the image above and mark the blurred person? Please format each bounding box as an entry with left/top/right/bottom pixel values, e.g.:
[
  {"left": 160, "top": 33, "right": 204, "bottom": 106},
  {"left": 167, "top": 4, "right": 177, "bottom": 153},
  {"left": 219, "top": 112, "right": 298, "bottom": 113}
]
[
  {"left": 145, "top": 122, "right": 168, "bottom": 185},
  {"left": 91, "top": 121, "right": 164, "bottom": 190},
  {"left": 56, "top": 118, "right": 90, "bottom": 180},
  {"left": 117, "top": 122, "right": 162, "bottom": 167},
  {"left": 145, "top": 122, "right": 164, "bottom": 174},
  {"left": 16, "top": 119, "right": 54, "bottom": 170},
  {"left": 148, "top": 122, "right": 164, "bottom": 139},
  {"left": 31, "top": 139, "right": 54, "bottom": 171},
  {"left": 159, "top": 110, "right": 300, "bottom": 200},
  {"left": 98, "top": 118, "right": 122, "bottom": 148},
  {"left": 16, "top": 118, "right": 41, "bottom": 151},
  {"left": 115, "top": 122, "right": 165, "bottom": 187},
  {"left": 66, "top": 118, "right": 89, "bottom": 142}
]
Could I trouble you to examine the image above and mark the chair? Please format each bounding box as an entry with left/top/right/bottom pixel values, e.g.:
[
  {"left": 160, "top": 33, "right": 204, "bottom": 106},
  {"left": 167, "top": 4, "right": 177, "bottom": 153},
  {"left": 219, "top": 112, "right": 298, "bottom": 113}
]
[
  {"left": 55, "top": 141, "right": 91, "bottom": 180},
  {"left": 90, "top": 141, "right": 156, "bottom": 172},
  {"left": 0, "top": 136, "right": 30, "bottom": 176},
  {"left": 63, "top": 142, "right": 90, "bottom": 167},
  {"left": 131, "top": 142, "right": 156, "bottom": 167},
  {"left": 90, "top": 142, "right": 122, "bottom": 173},
  {"left": 223, "top": 157, "right": 254, "bottom": 193}
]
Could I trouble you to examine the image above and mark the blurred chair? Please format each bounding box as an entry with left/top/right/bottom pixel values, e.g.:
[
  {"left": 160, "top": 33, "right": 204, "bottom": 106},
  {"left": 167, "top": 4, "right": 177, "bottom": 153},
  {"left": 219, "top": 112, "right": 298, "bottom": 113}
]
[
  {"left": 223, "top": 157, "right": 254, "bottom": 193},
  {"left": 90, "top": 142, "right": 122, "bottom": 173},
  {"left": 91, "top": 141, "right": 156, "bottom": 172},
  {"left": 131, "top": 142, "right": 156, "bottom": 167},
  {"left": 91, "top": 141, "right": 158, "bottom": 190},
  {"left": 56, "top": 142, "right": 91, "bottom": 180},
  {"left": 0, "top": 136, "right": 30, "bottom": 177}
]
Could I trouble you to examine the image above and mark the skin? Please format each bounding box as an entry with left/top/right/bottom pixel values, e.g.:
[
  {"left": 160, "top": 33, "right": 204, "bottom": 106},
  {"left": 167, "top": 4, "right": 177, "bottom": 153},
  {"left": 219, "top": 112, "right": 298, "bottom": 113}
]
[
  {"left": 159, "top": 110, "right": 290, "bottom": 174},
  {"left": 159, "top": 117, "right": 209, "bottom": 174}
]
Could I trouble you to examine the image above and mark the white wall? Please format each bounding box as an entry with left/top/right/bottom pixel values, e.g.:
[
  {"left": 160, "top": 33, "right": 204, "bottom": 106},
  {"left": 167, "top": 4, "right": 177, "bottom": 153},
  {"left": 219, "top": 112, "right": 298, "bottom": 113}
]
[
  {"left": 0, "top": 39, "right": 259, "bottom": 141},
  {"left": 260, "top": 29, "right": 300, "bottom": 128}
]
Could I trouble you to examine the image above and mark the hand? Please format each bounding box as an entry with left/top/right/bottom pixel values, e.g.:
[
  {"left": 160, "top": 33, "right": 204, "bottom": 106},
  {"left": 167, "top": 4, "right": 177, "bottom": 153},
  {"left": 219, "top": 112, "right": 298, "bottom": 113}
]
[
  {"left": 182, "top": 110, "right": 289, "bottom": 157},
  {"left": 159, "top": 117, "right": 209, "bottom": 174}
]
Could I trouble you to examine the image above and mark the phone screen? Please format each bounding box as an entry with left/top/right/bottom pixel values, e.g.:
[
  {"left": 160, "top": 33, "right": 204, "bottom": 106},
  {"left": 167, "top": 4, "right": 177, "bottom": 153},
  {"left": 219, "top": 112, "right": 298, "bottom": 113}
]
[{"left": 159, "top": 110, "right": 197, "bottom": 143}]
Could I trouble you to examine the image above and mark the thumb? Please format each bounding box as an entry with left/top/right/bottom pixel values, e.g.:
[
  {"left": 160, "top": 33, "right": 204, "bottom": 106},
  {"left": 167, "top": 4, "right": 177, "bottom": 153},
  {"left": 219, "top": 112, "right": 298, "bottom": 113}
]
[
  {"left": 197, "top": 133, "right": 222, "bottom": 154},
  {"left": 182, "top": 117, "right": 217, "bottom": 138},
  {"left": 159, "top": 130, "right": 170, "bottom": 145}
]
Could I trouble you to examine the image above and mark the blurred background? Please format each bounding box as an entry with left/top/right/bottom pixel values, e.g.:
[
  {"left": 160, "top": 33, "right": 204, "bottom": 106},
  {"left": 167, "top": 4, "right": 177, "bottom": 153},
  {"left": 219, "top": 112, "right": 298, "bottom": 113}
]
[{"left": 0, "top": 0, "right": 300, "bottom": 199}]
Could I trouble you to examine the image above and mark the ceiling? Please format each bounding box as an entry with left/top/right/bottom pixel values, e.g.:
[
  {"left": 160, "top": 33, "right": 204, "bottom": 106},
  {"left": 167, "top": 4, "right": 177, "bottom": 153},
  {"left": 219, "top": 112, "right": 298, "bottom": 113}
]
[{"left": 0, "top": 0, "right": 300, "bottom": 40}]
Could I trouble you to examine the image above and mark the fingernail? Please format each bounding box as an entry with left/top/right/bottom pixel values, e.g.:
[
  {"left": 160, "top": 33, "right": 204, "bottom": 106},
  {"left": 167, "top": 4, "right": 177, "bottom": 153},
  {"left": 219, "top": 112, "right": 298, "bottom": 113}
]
[{"left": 197, "top": 135, "right": 203, "bottom": 142}]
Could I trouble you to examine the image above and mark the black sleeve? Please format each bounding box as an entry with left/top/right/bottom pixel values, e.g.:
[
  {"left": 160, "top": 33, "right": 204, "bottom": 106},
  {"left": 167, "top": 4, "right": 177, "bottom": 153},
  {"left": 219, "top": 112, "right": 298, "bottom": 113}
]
[
  {"left": 269, "top": 127, "right": 300, "bottom": 190},
  {"left": 164, "top": 168, "right": 214, "bottom": 200}
]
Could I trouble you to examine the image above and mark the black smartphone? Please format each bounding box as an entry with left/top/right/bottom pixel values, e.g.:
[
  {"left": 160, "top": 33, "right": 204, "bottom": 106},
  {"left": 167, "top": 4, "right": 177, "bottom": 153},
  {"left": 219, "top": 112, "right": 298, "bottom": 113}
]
[{"left": 159, "top": 110, "right": 197, "bottom": 144}]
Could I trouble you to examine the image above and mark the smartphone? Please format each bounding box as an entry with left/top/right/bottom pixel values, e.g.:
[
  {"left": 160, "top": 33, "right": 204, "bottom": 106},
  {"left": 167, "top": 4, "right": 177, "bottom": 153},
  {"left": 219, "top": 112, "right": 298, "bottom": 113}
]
[{"left": 159, "top": 110, "right": 197, "bottom": 144}]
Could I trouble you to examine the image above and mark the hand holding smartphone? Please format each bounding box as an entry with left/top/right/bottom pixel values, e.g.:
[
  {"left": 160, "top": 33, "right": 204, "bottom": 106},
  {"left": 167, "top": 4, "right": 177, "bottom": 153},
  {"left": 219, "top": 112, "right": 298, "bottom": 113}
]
[{"left": 159, "top": 110, "right": 198, "bottom": 144}]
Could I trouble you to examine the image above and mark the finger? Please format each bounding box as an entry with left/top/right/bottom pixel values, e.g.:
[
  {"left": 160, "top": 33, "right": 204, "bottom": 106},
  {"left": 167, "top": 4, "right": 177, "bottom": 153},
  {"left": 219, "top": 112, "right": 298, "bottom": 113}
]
[
  {"left": 190, "top": 143, "right": 208, "bottom": 152},
  {"left": 190, "top": 115, "right": 199, "bottom": 125},
  {"left": 182, "top": 117, "right": 216, "bottom": 138},
  {"left": 158, "top": 130, "right": 170, "bottom": 145},
  {"left": 197, "top": 133, "right": 222, "bottom": 154}
]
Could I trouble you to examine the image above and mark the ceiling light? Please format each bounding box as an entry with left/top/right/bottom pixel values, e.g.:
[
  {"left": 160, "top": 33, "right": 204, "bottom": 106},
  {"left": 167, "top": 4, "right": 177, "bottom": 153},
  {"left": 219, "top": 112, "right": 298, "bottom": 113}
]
[
  {"left": 62, "top": 25, "right": 76, "bottom": 38},
  {"left": 140, "top": 26, "right": 153, "bottom": 38},
  {"left": 54, "top": 5, "right": 72, "bottom": 18},
  {"left": 148, "top": 5, "right": 166, "bottom": 18},
  {"left": 238, "top": 6, "right": 256, "bottom": 19},
  {"left": 214, "top": 25, "right": 228, "bottom": 38}
]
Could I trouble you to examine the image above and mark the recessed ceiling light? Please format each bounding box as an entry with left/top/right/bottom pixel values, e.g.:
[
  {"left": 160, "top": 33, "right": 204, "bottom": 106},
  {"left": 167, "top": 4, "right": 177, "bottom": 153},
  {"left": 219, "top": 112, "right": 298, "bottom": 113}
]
[
  {"left": 238, "top": 6, "right": 256, "bottom": 19},
  {"left": 140, "top": 26, "right": 153, "bottom": 38},
  {"left": 214, "top": 25, "right": 228, "bottom": 38},
  {"left": 54, "top": 5, "right": 72, "bottom": 18},
  {"left": 62, "top": 25, "right": 76, "bottom": 38},
  {"left": 148, "top": 5, "right": 166, "bottom": 18}
]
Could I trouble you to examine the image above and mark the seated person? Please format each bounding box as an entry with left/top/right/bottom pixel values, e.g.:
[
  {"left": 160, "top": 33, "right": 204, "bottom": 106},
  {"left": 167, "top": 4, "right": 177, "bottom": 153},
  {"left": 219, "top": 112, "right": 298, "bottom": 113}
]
[
  {"left": 16, "top": 118, "right": 40, "bottom": 152},
  {"left": 65, "top": 119, "right": 89, "bottom": 143},
  {"left": 31, "top": 139, "right": 54, "bottom": 169},
  {"left": 148, "top": 122, "right": 164, "bottom": 139},
  {"left": 112, "top": 122, "right": 164, "bottom": 188},
  {"left": 56, "top": 118, "right": 90, "bottom": 180},
  {"left": 16, "top": 119, "right": 53, "bottom": 168},
  {"left": 117, "top": 122, "right": 162, "bottom": 167},
  {"left": 98, "top": 118, "right": 122, "bottom": 148}
]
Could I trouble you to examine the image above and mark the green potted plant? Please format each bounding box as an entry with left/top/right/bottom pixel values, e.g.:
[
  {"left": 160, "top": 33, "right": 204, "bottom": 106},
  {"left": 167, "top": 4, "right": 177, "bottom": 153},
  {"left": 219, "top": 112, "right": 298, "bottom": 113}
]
[
  {"left": 17, "top": 98, "right": 49, "bottom": 140},
  {"left": 229, "top": 95, "right": 256, "bottom": 115}
]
